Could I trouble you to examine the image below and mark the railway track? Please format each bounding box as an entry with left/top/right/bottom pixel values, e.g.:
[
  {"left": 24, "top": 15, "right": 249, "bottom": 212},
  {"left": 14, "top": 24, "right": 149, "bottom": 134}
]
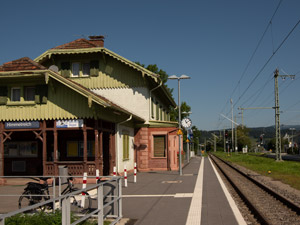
[{"left": 210, "top": 154, "right": 300, "bottom": 225}]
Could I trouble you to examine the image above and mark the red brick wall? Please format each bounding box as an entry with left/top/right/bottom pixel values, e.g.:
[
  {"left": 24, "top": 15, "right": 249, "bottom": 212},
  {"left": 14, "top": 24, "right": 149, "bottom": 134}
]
[{"left": 134, "top": 127, "right": 179, "bottom": 171}]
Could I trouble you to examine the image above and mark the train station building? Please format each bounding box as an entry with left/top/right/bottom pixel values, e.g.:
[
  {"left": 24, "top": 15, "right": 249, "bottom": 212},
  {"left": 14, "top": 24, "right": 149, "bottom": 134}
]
[{"left": 0, "top": 36, "right": 181, "bottom": 177}]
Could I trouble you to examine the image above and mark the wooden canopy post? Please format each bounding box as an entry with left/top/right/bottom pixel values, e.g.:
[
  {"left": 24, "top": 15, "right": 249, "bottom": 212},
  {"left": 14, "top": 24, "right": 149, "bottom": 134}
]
[
  {"left": 42, "top": 121, "right": 47, "bottom": 176},
  {"left": 83, "top": 121, "right": 88, "bottom": 172},
  {"left": 94, "top": 120, "right": 99, "bottom": 173},
  {"left": 99, "top": 131, "right": 103, "bottom": 175},
  {"left": 53, "top": 122, "right": 58, "bottom": 176},
  {"left": 0, "top": 122, "right": 4, "bottom": 177}
]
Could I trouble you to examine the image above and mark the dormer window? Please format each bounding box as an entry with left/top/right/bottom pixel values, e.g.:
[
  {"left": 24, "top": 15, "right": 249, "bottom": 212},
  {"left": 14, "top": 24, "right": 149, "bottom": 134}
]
[{"left": 72, "top": 62, "right": 80, "bottom": 77}]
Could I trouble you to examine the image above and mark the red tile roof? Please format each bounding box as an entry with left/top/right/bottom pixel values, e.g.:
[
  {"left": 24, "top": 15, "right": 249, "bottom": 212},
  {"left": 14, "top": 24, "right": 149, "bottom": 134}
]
[
  {"left": 52, "top": 37, "right": 104, "bottom": 49},
  {"left": 0, "top": 57, "right": 46, "bottom": 72}
]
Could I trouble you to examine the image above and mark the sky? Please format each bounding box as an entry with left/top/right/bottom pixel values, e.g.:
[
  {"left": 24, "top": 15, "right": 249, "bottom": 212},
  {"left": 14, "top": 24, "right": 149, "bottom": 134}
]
[{"left": 1, "top": 0, "right": 300, "bottom": 131}]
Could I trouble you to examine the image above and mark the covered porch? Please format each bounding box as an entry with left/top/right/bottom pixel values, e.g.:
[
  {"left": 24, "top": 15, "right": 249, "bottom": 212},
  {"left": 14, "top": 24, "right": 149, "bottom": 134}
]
[{"left": 0, "top": 119, "right": 116, "bottom": 177}]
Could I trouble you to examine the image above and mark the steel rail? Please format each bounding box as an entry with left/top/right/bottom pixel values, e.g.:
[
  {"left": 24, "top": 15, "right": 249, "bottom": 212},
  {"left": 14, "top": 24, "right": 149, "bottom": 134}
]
[
  {"left": 209, "top": 154, "right": 269, "bottom": 224},
  {"left": 211, "top": 154, "right": 300, "bottom": 216}
]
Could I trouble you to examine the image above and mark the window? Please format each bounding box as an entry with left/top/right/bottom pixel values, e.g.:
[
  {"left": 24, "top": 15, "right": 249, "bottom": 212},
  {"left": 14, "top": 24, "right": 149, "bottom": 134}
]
[
  {"left": 11, "top": 87, "right": 21, "bottom": 101},
  {"left": 123, "top": 131, "right": 129, "bottom": 160},
  {"left": 24, "top": 87, "right": 35, "bottom": 101},
  {"left": 153, "top": 135, "right": 166, "bottom": 157},
  {"left": 82, "top": 63, "right": 90, "bottom": 76},
  {"left": 156, "top": 102, "right": 159, "bottom": 120},
  {"left": 151, "top": 98, "right": 155, "bottom": 119},
  {"left": 4, "top": 142, "right": 38, "bottom": 158},
  {"left": 72, "top": 62, "right": 80, "bottom": 77},
  {"left": 67, "top": 141, "right": 95, "bottom": 157}
]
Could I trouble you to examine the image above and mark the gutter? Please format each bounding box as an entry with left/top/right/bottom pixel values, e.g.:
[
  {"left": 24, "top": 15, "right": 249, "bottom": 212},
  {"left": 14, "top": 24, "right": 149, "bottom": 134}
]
[
  {"left": 116, "top": 115, "right": 133, "bottom": 174},
  {"left": 149, "top": 80, "right": 163, "bottom": 121}
]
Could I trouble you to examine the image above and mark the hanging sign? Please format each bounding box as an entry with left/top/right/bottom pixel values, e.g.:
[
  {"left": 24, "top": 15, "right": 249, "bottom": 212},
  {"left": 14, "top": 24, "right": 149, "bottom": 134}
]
[
  {"left": 177, "top": 129, "right": 183, "bottom": 135},
  {"left": 56, "top": 119, "right": 84, "bottom": 128},
  {"left": 5, "top": 121, "right": 40, "bottom": 129}
]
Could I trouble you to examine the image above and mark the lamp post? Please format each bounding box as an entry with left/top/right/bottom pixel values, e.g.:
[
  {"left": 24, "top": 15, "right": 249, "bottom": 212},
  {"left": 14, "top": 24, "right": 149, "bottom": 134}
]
[
  {"left": 182, "top": 111, "right": 192, "bottom": 163},
  {"left": 168, "top": 74, "right": 190, "bottom": 175}
]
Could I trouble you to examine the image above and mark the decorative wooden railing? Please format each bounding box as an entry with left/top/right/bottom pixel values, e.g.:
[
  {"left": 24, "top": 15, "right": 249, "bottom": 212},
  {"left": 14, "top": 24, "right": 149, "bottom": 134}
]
[{"left": 45, "top": 162, "right": 96, "bottom": 176}]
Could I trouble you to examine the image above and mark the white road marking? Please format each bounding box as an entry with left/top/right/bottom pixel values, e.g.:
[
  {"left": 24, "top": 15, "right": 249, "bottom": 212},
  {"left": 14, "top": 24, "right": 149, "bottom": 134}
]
[
  {"left": 186, "top": 157, "right": 204, "bottom": 225},
  {"left": 209, "top": 157, "right": 247, "bottom": 225}
]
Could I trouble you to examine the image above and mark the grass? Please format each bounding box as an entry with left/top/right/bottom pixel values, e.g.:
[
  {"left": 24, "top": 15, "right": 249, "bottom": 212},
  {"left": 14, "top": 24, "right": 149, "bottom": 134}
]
[
  {"left": 5, "top": 210, "right": 111, "bottom": 225},
  {"left": 213, "top": 151, "right": 300, "bottom": 191}
]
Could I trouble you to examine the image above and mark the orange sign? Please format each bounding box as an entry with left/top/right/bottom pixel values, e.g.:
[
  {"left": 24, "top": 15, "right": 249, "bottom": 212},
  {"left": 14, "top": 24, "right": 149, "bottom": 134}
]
[{"left": 177, "top": 129, "right": 183, "bottom": 135}]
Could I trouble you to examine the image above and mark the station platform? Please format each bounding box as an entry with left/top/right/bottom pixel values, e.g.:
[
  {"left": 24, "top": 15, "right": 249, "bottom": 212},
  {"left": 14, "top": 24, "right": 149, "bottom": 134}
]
[{"left": 122, "top": 156, "right": 246, "bottom": 225}]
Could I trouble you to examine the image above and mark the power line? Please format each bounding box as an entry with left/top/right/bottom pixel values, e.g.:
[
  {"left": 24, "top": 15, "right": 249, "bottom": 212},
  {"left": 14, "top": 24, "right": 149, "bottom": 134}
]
[
  {"left": 229, "top": 0, "right": 284, "bottom": 101},
  {"left": 234, "top": 16, "right": 300, "bottom": 109}
]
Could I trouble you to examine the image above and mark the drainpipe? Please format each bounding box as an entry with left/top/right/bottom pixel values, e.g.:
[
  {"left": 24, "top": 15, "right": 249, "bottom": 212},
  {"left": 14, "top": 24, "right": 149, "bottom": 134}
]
[
  {"left": 116, "top": 115, "right": 132, "bottom": 174},
  {"left": 149, "top": 80, "right": 163, "bottom": 122}
]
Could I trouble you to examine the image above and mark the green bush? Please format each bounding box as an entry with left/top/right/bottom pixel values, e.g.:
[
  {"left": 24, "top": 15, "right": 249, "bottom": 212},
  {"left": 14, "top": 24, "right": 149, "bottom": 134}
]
[{"left": 5, "top": 210, "right": 106, "bottom": 225}]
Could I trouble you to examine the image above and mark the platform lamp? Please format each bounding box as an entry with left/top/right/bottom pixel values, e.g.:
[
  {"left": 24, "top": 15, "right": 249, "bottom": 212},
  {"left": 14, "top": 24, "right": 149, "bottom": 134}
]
[{"left": 168, "top": 74, "right": 190, "bottom": 175}]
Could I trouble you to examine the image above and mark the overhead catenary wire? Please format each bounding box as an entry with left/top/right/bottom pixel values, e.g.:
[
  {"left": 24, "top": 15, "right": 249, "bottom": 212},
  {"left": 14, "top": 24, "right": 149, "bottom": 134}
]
[
  {"left": 228, "top": 0, "right": 284, "bottom": 101},
  {"left": 234, "top": 16, "right": 300, "bottom": 109},
  {"left": 217, "top": 0, "right": 284, "bottom": 129}
]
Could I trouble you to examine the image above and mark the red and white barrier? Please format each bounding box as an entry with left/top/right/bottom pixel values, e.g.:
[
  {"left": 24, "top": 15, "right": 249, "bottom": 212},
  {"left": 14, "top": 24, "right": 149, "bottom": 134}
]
[
  {"left": 81, "top": 172, "right": 87, "bottom": 208},
  {"left": 134, "top": 162, "right": 137, "bottom": 183},
  {"left": 124, "top": 165, "right": 127, "bottom": 187},
  {"left": 96, "top": 169, "right": 99, "bottom": 183},
  {"left": 113, "top": 166, "right": 116, "bottom": 176}
]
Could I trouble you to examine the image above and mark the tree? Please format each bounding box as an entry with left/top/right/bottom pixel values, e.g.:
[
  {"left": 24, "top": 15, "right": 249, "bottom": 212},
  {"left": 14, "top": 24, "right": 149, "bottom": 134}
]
[
  {"left": 236, "top": 126, "right": 252, "bottom": 151},
  {"left": 135, "top": 62, "right": 192, "bottom": 123},
  {"left": 135, "top": 62, "right": 173, "bottom": 94},
  {"left": 170, "top": 101, "right": 191, "bottom": 122}
]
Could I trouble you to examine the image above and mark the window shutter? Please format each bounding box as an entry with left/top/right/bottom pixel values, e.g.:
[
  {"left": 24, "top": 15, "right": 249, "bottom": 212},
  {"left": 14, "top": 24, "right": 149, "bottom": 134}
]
[
  {"left": 90, "top": 60, "right": 99, "bottom": 77},
  {"left": 35, "top": 85, "right": 48, "bottom": 104},
  {"left": 123, "top": 131, "right": 129, "bottom": 160},
  {"left": 0, "top": 86, "right": 8, "bottom": 105},
  {"left": 154, "top": 136, "right": 166, "bottom": 157},
  {"left": 61, "top": 62, "right": 71, "bottom": 77}
]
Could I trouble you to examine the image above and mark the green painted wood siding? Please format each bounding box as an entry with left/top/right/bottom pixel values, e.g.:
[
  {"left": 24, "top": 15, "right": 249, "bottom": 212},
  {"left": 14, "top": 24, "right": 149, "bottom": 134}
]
[
  {"left": 0, "top": 79, "right": 114, "bottom": 122},
  {"left": 53, "top": 54, "right": 147, "bottom": 89}
]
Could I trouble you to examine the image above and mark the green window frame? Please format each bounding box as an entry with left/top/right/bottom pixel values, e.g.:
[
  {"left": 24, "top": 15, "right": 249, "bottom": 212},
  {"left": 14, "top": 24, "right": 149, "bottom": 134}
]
[
  {"left": 123, "top": 131, "right": 130, "bottom": 160},
  {"left": 151, "top": 98, "right": 155, "bottom": 119},
  {"left": 153, "top": 135, "right": 166, "bottom": 157},
  {"left": 156, "top": 102, "right": 159, "bottom": 120}
]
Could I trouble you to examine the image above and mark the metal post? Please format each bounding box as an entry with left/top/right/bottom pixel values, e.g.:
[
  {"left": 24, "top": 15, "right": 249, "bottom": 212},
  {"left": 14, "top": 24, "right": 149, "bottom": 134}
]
[
  {"left": 274, "top": 69, "right": 282, "bottom": 161},
  {"left": 168, "top": 74, "right": 190, "bottom": 175},
  {"left": 53, "top": 176, "right": 56, "bottom": 212},
  {"left": 98, "top": 182, "right": 104, "bottom": 225},
  {"left": 59, "top": 176, "right": 62, "bottom": 208},
  {"left": 214, "top": 135, "right": 216, "bottom": 152},
  {"left": 231, "top": 99, "right": 234, "bottom": 152},
  {"left": 187, "top": 139, "right": 190, "bottom": 163},
  {"left": 224, "top": 129, "right": 226, "bottom": 152},
  {"left": 235, "top": 116, "right": 238, "bottom": 152},
  {"left": 62, "top": 196, "right": 71, "bottom": 225},
  {"left": 178, "top": 78, "right": 182, "bottom": 175},
  {"left": 118, "top": 178, "right": 122, "bottom": 218}
]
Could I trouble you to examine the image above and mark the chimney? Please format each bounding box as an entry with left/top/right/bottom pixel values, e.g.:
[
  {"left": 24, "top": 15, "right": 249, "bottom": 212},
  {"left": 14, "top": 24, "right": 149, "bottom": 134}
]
[{"left": 89, "top": 35, "right": 105, "bottom": 47}]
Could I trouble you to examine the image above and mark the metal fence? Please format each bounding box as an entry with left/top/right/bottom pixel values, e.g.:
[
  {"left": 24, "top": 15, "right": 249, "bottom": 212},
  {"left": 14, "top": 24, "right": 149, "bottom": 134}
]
[{"left": 0, "top": 176, "right": 122, "bottom": 225}]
